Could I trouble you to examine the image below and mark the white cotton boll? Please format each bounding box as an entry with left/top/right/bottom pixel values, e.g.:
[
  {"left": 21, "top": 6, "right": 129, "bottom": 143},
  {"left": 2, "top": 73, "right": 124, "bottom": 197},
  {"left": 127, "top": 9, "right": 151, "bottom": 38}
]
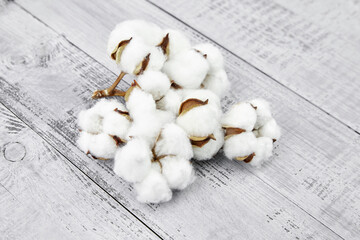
[
  {"left": 182, "top": 89, "right": 222, "bottom": 119},
  {"left": 156, "top": 89, "right": 183, "bottom": 115},
  {"left": 258, "top": 118, "right": 281, "bottom": 141},
  {"left": 119, "top": 38, "right": 150, "bottom": 74},
  {"left": 223, "top": 132, "right": 257, "bottom": 160},
  {"left": 107, "top": 20, "right": 163, "bottom": 55},
  {"left": 222, "top": 102, "right": 257, "bottom": 131},
  {"left": 134, "top": 162, "right": 172, "bottom": 203},
  {"left": 113, "top": 138, "right": 152, "bottom": 183},
  {"left": 160, "top": 156, "right": 195, "bottom": 190},
  {"left": 154, "top": 123, "right": 193, "bottom": 160},
  {"left": 162, "top": 50, "right": 209, "bottom": 89},
  {"left": 127, "top": 110, "right": 174, "bottom": 146},
  {"left": 78, "top": 109, "right": 103, "bottom": 134},
  {"left": 194, "top": 43, "right": 224, "bottom": 73},
  {"left": 137, "top": 70, "right": 171, "bottom": 100},
  {"left": 192, "top": 126, "right": 224, "bottom": 161},
  {"left": 102, "top": 111, "right": 131, "bottom": 140},
  {"left": 249, "top": 98, "right": 273, "bottom": 129},
  {"left": 77, "top": 132, "right": 118, "bottom": 160},
  {"left": 165, "top": 29, "right": 191, "bottom": 59},
  {"left": 147, "top": 47, "right": 167, "bottom": 71},
  {"left": 249, "top": 137, "right": 274, "bottom": 167},
  {"left": 126, "top": 88, "right": 156, "bottom": 118},
  {"left": 93, "top": 99, "right": 127, "bottom": 117},
  {"left": 202, "top": 70, "right": 230, "bottom": 98},
  {"left": 176, "top": 104, "right": 219, "bottom": 137}
]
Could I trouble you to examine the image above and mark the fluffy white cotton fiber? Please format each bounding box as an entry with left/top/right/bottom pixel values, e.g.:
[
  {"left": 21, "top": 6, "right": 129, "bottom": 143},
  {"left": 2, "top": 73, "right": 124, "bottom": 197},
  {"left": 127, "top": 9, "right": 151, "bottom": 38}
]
[
  {"left": 102, "top": 110, "right": 131, "bottom": 140},
  {"left": 258, "top": 119, "right": 281, "bottom": 141},
  {"left": 134, "top": 162, "right": 172, "bottom": 203},
  {"left": 113, "top": 138, "right": 152, "bottom": 183},
  {"left": 137, "top": 70, "right": 170, "bottom": 101},
  {"left": 154, "top": 123, "right": 193, "bottom": 160},
  {"left": 156, "top": 89, "right": 183, "bottom": 115},
  {"left": 223, "top": 132, "right": 257, "bottom": 160},
  {"left": 194, "top": 43, "right": 224, "bottom": 73},
  {"left": 160, "top": 156, "right": 195, "bottom": 190},
  {"left": 162, "top": 50, "right": 209, "bottom": 89},
  {"left": 107, "top": 19, "right": 163, "bottom": 56},
  {"left": 192, "top": 126, "right": 224, "bottom": 161},
  {"left": 222, "top": 102, "right": 257, "bottom": 131},
  {"left": 249, "top": 98, "right": 273, "bottom": 130},
  {"left": 165, "top": 29, "right": 191, "bottom": 59},
  {"left": 202, "top": 69, "right": 230, "bottom": 98},
  {"left": 77, "top": 132, "right": 118, "bottom": 160},
  {"left": 250, "top": 137, "right": 273, "bottom": 167}
]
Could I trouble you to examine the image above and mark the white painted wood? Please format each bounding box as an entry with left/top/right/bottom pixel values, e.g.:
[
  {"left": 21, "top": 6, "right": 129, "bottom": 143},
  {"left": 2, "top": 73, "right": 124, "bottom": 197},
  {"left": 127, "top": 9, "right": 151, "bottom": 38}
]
[
  {"left": 274, "top": 0, "right": 360, "bottom": 45},
  {"left": 11, "top": 0, "right": 360, "bottom": 239},
  {"left": 145, "top": 0, "right": 360, "bottom": 133},
  {"left": 0, "top": 106, "right": 157, "bottom": 239},
  {"left": 2, "top": 0, "right": 360, "bottom": 239}
]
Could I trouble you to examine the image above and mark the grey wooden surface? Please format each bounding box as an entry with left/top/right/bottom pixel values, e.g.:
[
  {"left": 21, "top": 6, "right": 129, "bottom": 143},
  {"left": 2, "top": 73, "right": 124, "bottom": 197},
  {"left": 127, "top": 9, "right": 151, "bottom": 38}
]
[{"left": 0, "top": 0, "right": 359, "bottom": 239}]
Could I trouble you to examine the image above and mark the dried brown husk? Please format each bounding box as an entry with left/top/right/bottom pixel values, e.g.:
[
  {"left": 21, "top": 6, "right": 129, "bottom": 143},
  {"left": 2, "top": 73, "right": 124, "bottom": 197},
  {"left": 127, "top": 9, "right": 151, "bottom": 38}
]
[
  {"left": 133, "top": 53, "right": 150, "bottom": 75},
  {"left": 189, "top": 134, "right": 216, "bottom": 148},
  {"left": 179, "top": 98, "right": 209, "bottom": 116},
  {"left": 111, "top": 38, "right": 132, "bottom": 63}
]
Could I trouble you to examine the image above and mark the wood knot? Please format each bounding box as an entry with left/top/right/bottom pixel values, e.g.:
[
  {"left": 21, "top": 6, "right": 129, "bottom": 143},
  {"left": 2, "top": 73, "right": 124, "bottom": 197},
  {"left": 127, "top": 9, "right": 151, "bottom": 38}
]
[{"left": 2, "top": 142, "right": 26, "bottom": 162}]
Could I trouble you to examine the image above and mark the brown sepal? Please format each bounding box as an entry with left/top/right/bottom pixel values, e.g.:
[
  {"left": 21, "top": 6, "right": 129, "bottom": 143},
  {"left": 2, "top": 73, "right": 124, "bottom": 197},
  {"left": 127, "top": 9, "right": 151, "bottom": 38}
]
[
  {"left": 179, "top": 98, "right": 209, "bottom": 116},
  {"left": 110, "top": 38, "right": 132, "bottom": 61},
  {"left": 133, "top": 53, "right": 150, "bottom": 75},
  {"left": 235, "top": 153, "right": 255, "bottom": 163},
  {"left": 190, "top": 134, "right": 216, "bottom": 148},
  {"left": 224, "top": 127, "right": 246, "bottom": 139},
  {"left": 157, "top": 33, "right": 170, "bottom": 55}
]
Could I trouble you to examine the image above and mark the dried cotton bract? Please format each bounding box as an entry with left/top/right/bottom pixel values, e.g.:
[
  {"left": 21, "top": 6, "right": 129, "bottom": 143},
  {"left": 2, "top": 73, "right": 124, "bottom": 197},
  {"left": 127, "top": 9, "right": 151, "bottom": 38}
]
[{"left": 76, "top": 19, "right": 283, "bottom": 204}]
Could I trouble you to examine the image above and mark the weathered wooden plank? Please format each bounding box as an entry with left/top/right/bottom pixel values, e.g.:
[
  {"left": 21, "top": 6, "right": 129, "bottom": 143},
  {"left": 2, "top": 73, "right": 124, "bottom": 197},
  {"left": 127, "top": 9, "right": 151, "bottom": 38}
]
[
  {"left": 0, "top": 2, "right": 348, "bottom": 239},
  {"left": 0, "top": 106, "right": 158, "bottom": 239},
  {"left": 145, "top": 0, "right": 360, "bottom": 133},
  {"left": 274, "top": 0, "right": 360, "bottom": 45},
  {"left": 12, "top": 0, "right": 360, "bottom": 239}
]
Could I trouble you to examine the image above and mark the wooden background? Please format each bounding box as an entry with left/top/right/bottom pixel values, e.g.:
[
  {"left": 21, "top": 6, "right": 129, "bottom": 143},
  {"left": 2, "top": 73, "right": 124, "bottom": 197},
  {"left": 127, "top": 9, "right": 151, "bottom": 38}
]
[{"left": 0, "top": 0, "right": 359, "bottom": 239}]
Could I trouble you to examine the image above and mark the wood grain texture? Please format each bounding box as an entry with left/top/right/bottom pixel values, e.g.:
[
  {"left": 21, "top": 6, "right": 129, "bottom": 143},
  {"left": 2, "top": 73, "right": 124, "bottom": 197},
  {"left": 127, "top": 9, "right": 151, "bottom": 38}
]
[
  {"left": 0, "top": 2, "right": 350, "bottom": 239},
  {"left": 274, "top": 0, "right": 360, "bottom": 45},
  {"left": 12, "top": 0, "right": 360, "bottom": 239},
  {"left": 146, "top": 0, "right": 360, "bottom": 133},
  {"left": 0, "top": 106, "right": 157, "bottom": 239},
  {"left": 0, "top": 1, "right": 359, "bottom": 239}
]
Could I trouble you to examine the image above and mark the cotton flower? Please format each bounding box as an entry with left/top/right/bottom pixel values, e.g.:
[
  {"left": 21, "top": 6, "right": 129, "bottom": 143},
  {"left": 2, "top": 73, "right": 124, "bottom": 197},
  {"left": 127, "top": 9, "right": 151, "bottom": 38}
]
[
  {"left": 222, "top": 102, "right": 257, "bottom": 131},
  {"left": 192, "top": 126, "right": 224, "bottom": 161},
  {"left": 162, "top": 49, "right": 209, "bottom": 89},
  {"left": 249, "top": 137, "right": 273, "bottom": 167},
  {"left": 202, "top": 69, "right": 230, "bottom": 98},
  {"left": 102, "top": 109, "right": 131, "bottom": 141},
  {"left": 154, "top": 123, "right": 193, "bottom": 160},
  {"left": 223, "top": 131, "right": 257, "bottom": 161},
  {"left": 176, "top": 98, "right": 219, "bottom": 138},
  {"left": 258, "top": 118, "right": 281, "bottom": 142},
  {"left": 156, "top": 89, "right": 183, "bottom": 115},
  {"left": 107, "top": 19, "right": 163, "bottom": 56},
  {"left": 249, "top": 98, "right": 273, "bottom": 129},
  {"left": 77, "top": 132, "right": 119, "bottom": 160},
  {"left": 165, "top": 29, "right": 191, "bottom": 59},
  {"left": 113, "top": 138, "right": 152, "bottom": 183},
  {"left": 127, "top": 110, "right": 174, "bottom": 146},
  {"left": 194, "top": 43, "right": 224, "bottom": 73},
  {"left": 78, "top": 99, "right": 127, "bottom": 134},
  {"left": 126, "top": 85, "right": 157, "bottom": 118},
  {"left": 136, "top": 70, "right": 171, "bottom": 101},
  {"left": 160, "top": 156, "right": 195, "bottom": 190},
  {"left": 182, "top": 89, "right": 222, "bottom": 118},
  {"left": 134, "top": 162, "right": 172, "bottom": 203}
]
